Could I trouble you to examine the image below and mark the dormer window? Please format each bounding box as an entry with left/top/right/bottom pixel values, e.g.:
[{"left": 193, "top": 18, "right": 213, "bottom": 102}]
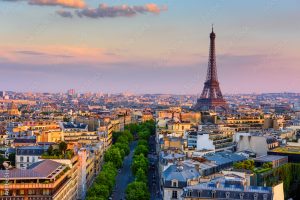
[
  {"left": 212, "top": 191, "right": 216, "bottom": 198},
  {"left": 226, "top": 192, "right": 230, "bottom": 199},
  {"left": 198, "top": 191, "right": 202, "bottom": 197},
  {"left": 254, "top": 193, "right": 258, "bottom": 200},
  {"left": 240, "top": 193, "right": 244, "bottom": 199},
  {"left": 172, "top": 180, "right": 178, "bottom": 187}
]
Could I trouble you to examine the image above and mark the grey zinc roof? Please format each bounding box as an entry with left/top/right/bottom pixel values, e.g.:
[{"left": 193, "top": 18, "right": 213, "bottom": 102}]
[
  {"left": 254, "top": 155, "right": 287, "bottom": 162},
  {"left": 204, "top": 152, "right": 246, "bottom": 165},
  {"left": 16, "top": 146, "right": 45, "bottom": 156},
  {"left": 163, "top": 164, "right": 200, "bottom": 182}
]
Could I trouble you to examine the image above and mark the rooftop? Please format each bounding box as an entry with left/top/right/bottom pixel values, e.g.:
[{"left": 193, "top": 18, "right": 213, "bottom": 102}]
[
  {"left": 0, "top": 160, "right": 66, "bottom": 180},
  {"left": 270, "top": 146, "right": 300, "bottom": 154},
  {"left": 204, "top": 152, "right": 246, "bottom": 166},
  {"left": 184, "top": 176, "right": 272, "bottom": 193},
  {"left": 162, "top": 163, "right": 200, "bottom": 182},
  {"left": 254, "top": 155, "right": 288, "bottom": 162}
]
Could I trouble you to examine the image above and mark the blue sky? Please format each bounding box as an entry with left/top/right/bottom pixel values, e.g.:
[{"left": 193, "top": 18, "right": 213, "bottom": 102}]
[{"left": 0, "top": 0, "right": 299, "bottom": 94}]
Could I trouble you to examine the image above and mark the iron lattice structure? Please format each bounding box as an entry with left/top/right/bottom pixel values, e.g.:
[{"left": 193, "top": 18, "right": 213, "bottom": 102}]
[{"left": 194, "top": 27, "right": 227, "bottom": 111}]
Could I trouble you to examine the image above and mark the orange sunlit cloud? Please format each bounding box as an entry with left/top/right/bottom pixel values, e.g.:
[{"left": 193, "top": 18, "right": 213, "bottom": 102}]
[{"left": 29, "top": 0, "right": 86, "bottom": 8}]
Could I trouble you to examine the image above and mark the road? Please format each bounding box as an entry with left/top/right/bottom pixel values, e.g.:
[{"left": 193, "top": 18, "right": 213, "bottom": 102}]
[
  {"left": 148, "top": 135, "right": 162, "bottom": 200},
  {"left": 112, "top": 141, "right": 137, "bottom": 200}
]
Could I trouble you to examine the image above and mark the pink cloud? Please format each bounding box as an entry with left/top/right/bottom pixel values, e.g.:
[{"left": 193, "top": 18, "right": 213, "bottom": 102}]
[
  {"left": 0, "top": 45, "right": 123, "bottom": 65},
  {"left": 76, "top": 3, "right": 167, "bottom": 18},
  {"left": 29, "top": 0, "right": 86, "bottom": 9}
]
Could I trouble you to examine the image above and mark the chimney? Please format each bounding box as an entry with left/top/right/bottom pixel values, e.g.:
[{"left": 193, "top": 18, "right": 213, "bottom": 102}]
[{"left": 195, "top": 164, "right": 200, "bottom": 172}]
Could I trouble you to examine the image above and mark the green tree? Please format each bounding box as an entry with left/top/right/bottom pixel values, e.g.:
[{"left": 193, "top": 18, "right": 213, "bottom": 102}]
[
  {"left": 138, "top": 130, "right": 151, "bottom": 140},
  {"left": 134, "top": 144, "right": 149, "bottom": 157},
  {"left": 132, "top": 154, "right": 149, "bottom": 175},
  {"left": 8, "top": 153, "right": 15, "bottom": 166},
  {"left": 47, "top": 145, "right": 53, "bottom": 155},
  {"left": 122, "top": 130, "right": 134, "bottom": 142},
  {"left": 135, "top": 168, "right": 148, "bottom": 183},
  {"left": 263, "top": 162, "right": 273, "bottom": 169},
  {"left": 137, "top": 139, "right": 148, "bottom": 147},
  {"left": 115, "top": 142, "right": 130, "bottom": 156},
  {"left": 104, "top": 147, "right": 123, "bottom": 168},
  {"left": 117, "top": 135, "right": 130, "bottom": 145},
  {"left": 125, "top": 123, "right": 139, "bottom": 135},
  {"left": 59, "top": 142, "right": 67, "bottom": 154},
  {"left": 126, "top": 181, "right": 150, "bottom": 200}
]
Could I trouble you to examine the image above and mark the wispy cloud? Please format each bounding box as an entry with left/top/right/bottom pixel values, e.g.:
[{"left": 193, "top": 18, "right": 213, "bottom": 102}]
[
  {"left": 75, "top": 3, "right": 167, "bottom": 19},
  {"left": 56, "top": 10, "right": 73, "bottom": 18},
  {"left": 1, "top": 0, "right": 85, "bottom": 8},
  {"left": 14, "top": 50, "right": 74, "bottom": 58}
]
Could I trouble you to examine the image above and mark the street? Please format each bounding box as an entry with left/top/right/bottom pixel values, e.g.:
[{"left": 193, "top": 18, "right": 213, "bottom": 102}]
[
  {"left": 112, "top": 141, "right": 137, "bottom": 200},
  {"left": 148, "top": 135, "right": 162, "bottom": 200}
]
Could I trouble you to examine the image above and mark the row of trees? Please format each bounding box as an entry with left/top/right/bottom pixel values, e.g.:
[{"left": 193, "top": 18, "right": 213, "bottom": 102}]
[
  {"left": 86, "top": 129, "right": 133, "bottom": 200},
  {"left": 126, "top": 120, "right": 155, "bottom": 200},
  {"left": 42, "top": 142, "right": 72, "bottom": 159},
  {"left": 233, "top": 159, "right": 273, "bottom": 173},
  {"left": 260, "top": 163, "right": 300, "bottom": 198}
]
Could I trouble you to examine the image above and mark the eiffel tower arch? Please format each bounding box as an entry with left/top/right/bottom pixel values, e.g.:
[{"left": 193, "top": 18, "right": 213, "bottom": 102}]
[{"left": 194, "top": 26, "right": 228, "bottom": 111}]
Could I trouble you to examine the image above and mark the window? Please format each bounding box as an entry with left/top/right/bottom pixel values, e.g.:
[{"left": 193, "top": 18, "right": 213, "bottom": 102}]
[
  {"left": 198, "top": 191, "right": 202, "bottom": 197},
  {"left": 172, "top": 180, "right": 178, "bottom": 187},
  {"left": 28, "top": 189, "right": 36, "bottom": 195},
  {"left": 212, "top": 191, "right": 216, "bottom": 198},
  {"left": 43, "top": 189, "right": 50, "bottom": 195},
  {"left": 254, "top": 193, "right": 258, "bottom": 200},
  {"left": 226, "top": 192, "right": 230, "bottom": 199},
  {"left": 240, "top": 193, "right": 244, "bottom": 199},
  {"left": 20, "top": 156, "right": 23, "bottom": 162},
  {"left": 263, "top": 194, "right": 268, "bottom": 200},
  {"left": 27, "top": 156, "right": 30, "bottom": 162},
  {"left": 172, "top": 191, "right": 178, "bottom": 199}
]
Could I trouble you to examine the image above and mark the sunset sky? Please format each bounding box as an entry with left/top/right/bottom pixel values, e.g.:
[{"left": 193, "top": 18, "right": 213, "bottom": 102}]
[{"left": 0, "top": 0, "right": 299, "bottom": 94}]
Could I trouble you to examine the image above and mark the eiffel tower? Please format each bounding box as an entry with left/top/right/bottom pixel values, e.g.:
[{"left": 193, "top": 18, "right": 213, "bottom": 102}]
[{"left": 194, "top": 26, "right": 227, "bottom": 111}]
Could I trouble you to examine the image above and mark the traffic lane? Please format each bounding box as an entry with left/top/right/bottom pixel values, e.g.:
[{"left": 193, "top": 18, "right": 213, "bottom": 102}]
[{"left": 112, "top": 141, "right": 137, "bottom": 200}]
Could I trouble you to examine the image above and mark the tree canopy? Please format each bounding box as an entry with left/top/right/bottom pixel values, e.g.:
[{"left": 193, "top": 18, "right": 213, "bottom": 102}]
[{"left": 126, "top": 181, "right": 150, "bottom": 200}]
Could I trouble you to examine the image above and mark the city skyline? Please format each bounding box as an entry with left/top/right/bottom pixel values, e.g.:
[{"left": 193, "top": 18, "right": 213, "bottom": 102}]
[{"left": 0, "top": 0, "right": 300, "bottom": 94}]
